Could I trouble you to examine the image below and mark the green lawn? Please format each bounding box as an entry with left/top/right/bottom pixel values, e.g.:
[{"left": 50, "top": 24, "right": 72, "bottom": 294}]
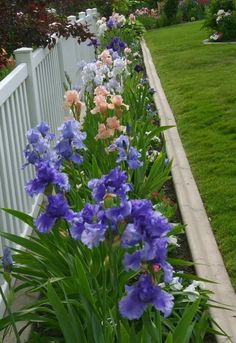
[{"left": 145, "top": 21, "right": 236, "bottom": 289}]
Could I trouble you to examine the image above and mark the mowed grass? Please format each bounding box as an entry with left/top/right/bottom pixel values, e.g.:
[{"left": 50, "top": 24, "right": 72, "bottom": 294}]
[{"left": 145, "top": 21, "right": 236, "bottom": 288}]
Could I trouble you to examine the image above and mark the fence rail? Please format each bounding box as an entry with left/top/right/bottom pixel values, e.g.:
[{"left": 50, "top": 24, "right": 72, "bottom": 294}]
[{"left": 0, "top": 8, "right": 98, "bottom": 316}]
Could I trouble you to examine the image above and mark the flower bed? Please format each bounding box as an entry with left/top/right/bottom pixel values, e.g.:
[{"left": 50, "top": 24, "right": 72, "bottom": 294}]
[{"left": 0, "top": 11, "right": 228, "bottom": 343}]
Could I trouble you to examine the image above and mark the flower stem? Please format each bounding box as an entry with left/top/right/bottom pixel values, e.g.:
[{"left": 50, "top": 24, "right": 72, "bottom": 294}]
[
  {"left": 0, "top": 286, "right": 21, "bottom": 343},
  {"left": 109, "top": 247, "right": 121, "bottom": 342}
]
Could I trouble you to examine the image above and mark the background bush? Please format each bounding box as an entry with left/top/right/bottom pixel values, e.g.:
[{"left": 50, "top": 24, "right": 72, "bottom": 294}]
[
  {"left": 137, "top": 15, "right": 159, "bottom": 29},
  {"left": 163, "top": 0, "right": 179, "bottom": 24},
  {"left": 128, "top": 0, "right": 158, "bottom": 12},
  {"left": 208, "top": 0, "right": 235, "bottom": 14},
  {"left": 204, "top": 0, "right": 236, "bottom": 40},
  {"left": 0, "top": 0, "right": 93, "bottom": 57},
  {"left": 217, "top": 10, "right": 236, "bottom": 39},
  {"left": 179, "top": 0, "right": 206, "bottom": 21}
]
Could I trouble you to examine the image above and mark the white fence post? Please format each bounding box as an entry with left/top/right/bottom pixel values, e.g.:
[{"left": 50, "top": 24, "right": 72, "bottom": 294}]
[
  {"left": 86, "top": 8, "right": 93, "bottom": 16},
  {"left": 68, "top": 15, "right": 76, "bottom": 23},
  {"left": 92, "top": 8, "right": 98, "bottom": 35},
  {"left": 79, "top": 11, "right": 86, "bottom": 20},
  {"left": 14, "top": 48, "right": 41, "bottom": 127}
]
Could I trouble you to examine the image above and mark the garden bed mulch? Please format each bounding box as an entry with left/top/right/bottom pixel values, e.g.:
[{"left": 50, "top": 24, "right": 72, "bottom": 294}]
[{"left": 141, "top": 39, "right": 236, "bottom": 342}]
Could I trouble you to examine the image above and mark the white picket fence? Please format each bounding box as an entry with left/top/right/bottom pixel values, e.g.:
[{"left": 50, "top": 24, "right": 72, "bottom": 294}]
[{"left": 0, "top": 8, "right": 98, "bottom": 312}]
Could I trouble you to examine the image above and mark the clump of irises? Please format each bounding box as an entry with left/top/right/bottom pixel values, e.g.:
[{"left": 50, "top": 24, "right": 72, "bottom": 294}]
[{"left": 24, "top": 122, "right": 175, "bottom": 320}]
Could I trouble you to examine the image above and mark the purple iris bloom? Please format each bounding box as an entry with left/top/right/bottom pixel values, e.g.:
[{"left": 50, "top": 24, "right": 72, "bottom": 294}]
[
  {"left": 160, "top": 261, "right": 173, "bottom": 283},
  {"left": 70, "top": 203, "right": 107, "bottom": 248},
  {"left": 87, "top": 39, "right": 99, "bottom": 49},
  {"left": 87, "top": 178, "right": 106, "bottom": 203},
  {"left": 107, "top": 18, "right": 114, "bottom": 28},
  {"left": 149, "top": 88, "right": 155, "bottom": 95},
  {"left": 26, "top": 128, "right": 41, "bottom": 144},
  {"left": 140, "top": 238, "right": 173, "bottom": 282},
  {"left": 127, "top": 147, "right": 143, "bottom": 169},
  {"left": 121, "top": 223, "right": 142, "bottom": 248},
  {"left": 2, "top": 247, "right": 13, "bottom": 273},
  {"left": 24, "top": 147, "right": 39, "bottom": 165},
  {"left": 119, "top": 41, "right": 126, "bottom": 49},
  {"left": 56, "top": 119, "right": 87, "bottom": 165},
  {"left": 130, "top": 201, "right": 172, "bottom": 240},
  {"left": 119, "top": 274, "right": 174, "bottom": 320},
  {"left": 130, "top": 199, "right": 153, "bottom": 216},
  {"left": 108, "top": 135, "right": 143, "bottom": 170},
  {"left": 141, "top": 238, "right": 168, "bottom": 262},
  {"left": 120, "top": 200, "right": 173, "bottom": 282},
  {"left": 88, "top": 167, "right": 132, "bottom": 203},
  {"left": 123, "top": 251, "right": 141, "bottom": 271},
  {"left": 23, "top": 122, "right": 55, "bottom": 167},
  {"left": 107, "top": 37, "right": 126, "bottom": 52},
  {"left": 105, "top": 201, "right": 132, "bottom": 224},
  {"left": 56, "top": 139, "right": 83, "bottom": 165},
  {"left": 134, "top": 64, "right": 144, "bottom": 73},
  {"left": 81, "top": 223, "right": 107, "bottom": 249},
  {"left": 37, "top": 121, "right": 55, "bottom": 139},
  {"left": 58, "top": 120, "right": 81, "bottom": 140},
  {"left": 112, "top": 51, "right": 119, "bottom": 60},
  {"left": 145, "top": 211, "right": 172, "bottom": 240},
  {"left": 35, "top": 194, "right": 74, "bottom": 233},
  {"left": 25, "top": 160, "right": 69, "bottom": 197}
]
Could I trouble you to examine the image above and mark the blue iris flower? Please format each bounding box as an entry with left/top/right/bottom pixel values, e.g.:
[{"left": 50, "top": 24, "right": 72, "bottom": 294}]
[
  {"left": 35, "top": 194, "right": 74, "bottom": 233},
  {"left": 119, "top": 274, "right": 174, "bottom": 320},
  {"left": 88, "top": 167, "right": 132, "bottom": 203},
  {"left": 108, "top": 135, "right": 143, "bottom": 170},
  {"left": 56, "top": 119, "right": 87, "bottom": 165},
  {"left": 2, "top": 247, "right": 13, "bottom": 273},
  {"left": 107, "top": 36, "right": 126, "bottom": 52},
  {"left": 25, "top": 160, "right": 69, "bottom": 197},
  {"left": 70, "top": 203, "right": 107, "bottom": 248}
]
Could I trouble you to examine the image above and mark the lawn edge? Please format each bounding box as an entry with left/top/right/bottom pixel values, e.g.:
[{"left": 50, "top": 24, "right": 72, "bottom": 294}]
[{"left": 141, "top": 39, "right": 236, "bottom": 342}]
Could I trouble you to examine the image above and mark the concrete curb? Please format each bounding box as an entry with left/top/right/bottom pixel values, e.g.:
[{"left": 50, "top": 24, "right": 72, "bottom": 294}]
[{"left": 141, "top": 39, "right": 236, "bottom": 342}]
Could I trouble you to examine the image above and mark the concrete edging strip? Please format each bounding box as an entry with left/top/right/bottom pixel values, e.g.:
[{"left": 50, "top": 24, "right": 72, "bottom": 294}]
[{"left": 141, "top": 39, "right": 236, "bottom": 342}]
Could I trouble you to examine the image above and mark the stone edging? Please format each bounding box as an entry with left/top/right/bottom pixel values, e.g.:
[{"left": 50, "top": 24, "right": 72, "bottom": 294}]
[
  {"left": 141, "top": 39, "right": 236, "bottom": 342},
  {"left": 203, "top": 39, "right": 236, "bottom": 45}
]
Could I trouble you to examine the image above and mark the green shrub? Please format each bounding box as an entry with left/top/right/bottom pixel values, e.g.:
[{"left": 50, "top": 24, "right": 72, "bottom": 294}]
[
  {"left": 204, "top": 0, "right": 236, "bottom": 40},
  {"left": 163, "top": 0, "right": 179, "bottom": 24},
  {"left": 156, "top": 13, "right": 169, "bottom": 27},
  {"left": 217, "top": 10, "right": 236, "bottom": 39},
  {"left": 0, "top": 65, "right": 14, "bottom": 81},
  {"left": 208, "top": 0, "right": 235, "bottom": 14},
  {"left": 137, "top": 15, "right": 158, "bottom": 30},
  {"left": 180, "top": 0, "right": 206, "bottom": 21},
  {"left": 112, "top": 0, "right": 130, "bottom": 14},
  {"left": 128, "top": 0, "right": 158, "bottom": 11}
]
